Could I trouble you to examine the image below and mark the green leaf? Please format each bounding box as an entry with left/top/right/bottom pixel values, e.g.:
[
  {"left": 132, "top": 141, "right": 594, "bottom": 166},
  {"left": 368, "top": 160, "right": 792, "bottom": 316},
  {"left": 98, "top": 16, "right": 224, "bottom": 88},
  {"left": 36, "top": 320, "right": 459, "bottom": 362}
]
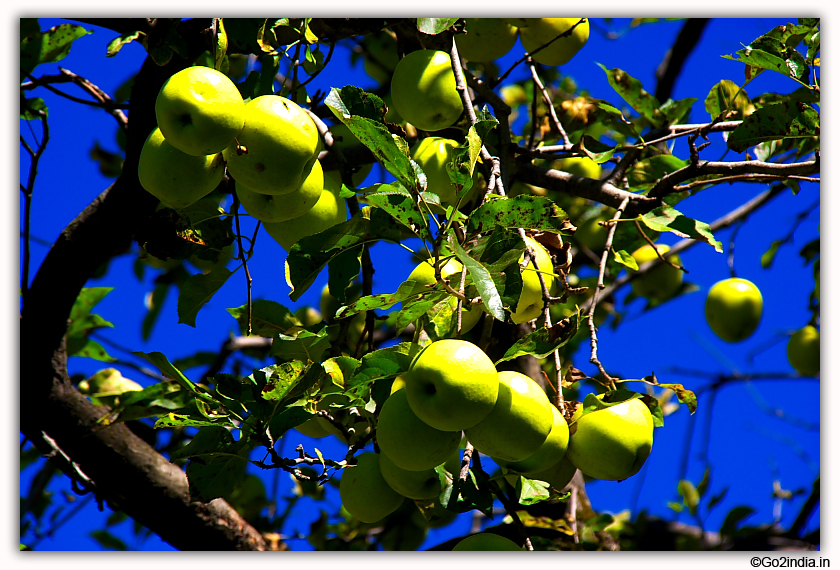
[
  {"left": 416, "top": 18, "right": 459, "bottom": 35},
  {"left": 496, "top": 315, "right": 580, "bottom": 364},
  {"left": 585, "top": 513, "right": 616, "bottom": 533},
  {"left": 227, "top": 299, "right": 300, "bottom": 338},
  {"left": 67, "top": 287, "right": 113, "bottom": 336},
  {"left": 21, "top": 97, "right": 48, "bottom": 121},
  {"left": 722, "top": 26, "right": 810, "bottom": 82},
  {"left": 286, "top": 208, "right": 403, "bottom": 302},
  {"left": 727, "top": 100, "right": 819, "bottom": 153},
  {"left": 719, "top": 506, "right": 756, "bottom": 537},
  {"left": 448, "top": 235, "right": 504, "bottom": 321},
  {"left": 89, "top": 530, "right": 128, "bottom": 551},
  {"left": 705, "top": 80, "right": 753, "bottom": 122},
  {"left": 178, "top": 267, "right": 234, "bottom": 327},
  {"left": 656, "top": 382, "right": 698, "bottom": 415},
  {"left": 20, "top": 22, "right": 92, "bottom": 81},
  {"left": 612, "top": 248, "right": 638, "bottom": 271},
  {"left": 256, "top": 361, "right": 310, "bottom": 401},
  {"left": 597, "top": 63, "right": 664, "bottom": 126},
  {"left": 170, "top": 426, "right": 240, "bottom": 461},
  {"left": 186, "top": 442, "right": 250, "bottom": 502},
  {"left": 106, "top": 30, "right": 142, "bottom": 58},
  {"left": 67, "top": 338, "right": 117, "bottom": 362},
  {"left": 215, "top": 18, "right": 229, "bottom": 71},
  {"left": 466, "top": 195, "right": 570, "bottom": 236},
  {"left": 678, "top": 479, "right": 700, "bottom": 514},
  {"left": 272, "top": 328, "right": 331, "bottom": 363},
  {"left": 364, "top": 183, "right": 432, "bottom": 240},
  {"left": 133, "top": 351, "right": 198, "bottom": 393},
  {"left": 326, "top": 86, "right": 421, "bottom": 191},
  {"left": 639, "top": 206, "right": 723, "bottom": 252},
  {"left": 337, "top": 280, "right": 418, "bottom": 319},
  {"left": 658, "top": 97, "right": 697, "bottom": 125},
  {"left": 518, "top": 477, "right": 552, "bottom": 506},
  {"left": 761, "top": 240, "right": 783, "bottom": 269}
]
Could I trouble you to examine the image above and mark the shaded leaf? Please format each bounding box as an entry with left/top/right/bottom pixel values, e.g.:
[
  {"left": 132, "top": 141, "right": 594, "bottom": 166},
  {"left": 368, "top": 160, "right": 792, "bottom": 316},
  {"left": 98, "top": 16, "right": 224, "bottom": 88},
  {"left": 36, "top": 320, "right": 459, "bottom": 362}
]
[
  {"left": 257, "top": 361, "right": 310, "bottom": 401},
  {"left": 466, "top": 195, "right": 571, "bottom": 236},
  {"left": 364, "top": 183, "right": 432, "bottom": 240},
  {"left": 727, "top": 100, "right": 819, "bottom": 153},
  {"left": 719, "top": 506, "right": 756, "bottom": 537},
  {"left": 496, "top": 315, "right": 579, "bottom": 363},
  {"left": 272, "top": 328, "right": 331, "bottom": 363},
  {"left": 178, "top": 267, "right": 234, "bottom": 327},
  {"left": 416, "top": 18, "right": 459, "bottom": 35},
  {"left": 627, "top": 155, "right": 690, "bottom": 191},
  {"left": 640, "top": 206, "right": 723, "bottom": 252},
  {"left": 228, "top": 299, "right": 300, "bottom": 338}
]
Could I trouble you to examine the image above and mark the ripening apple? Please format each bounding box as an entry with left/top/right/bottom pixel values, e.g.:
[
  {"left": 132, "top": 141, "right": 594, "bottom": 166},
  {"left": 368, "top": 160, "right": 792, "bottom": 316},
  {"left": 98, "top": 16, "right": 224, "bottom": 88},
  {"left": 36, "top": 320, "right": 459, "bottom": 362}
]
[
  {"left": 138, "top": 127, "right": 225, "bottom": 209},
  {"left": 236, "top": 159, "right": 324, "bottom": 223},
  {"left": 705, "top": 277, "right": 763, "bottom": 343},
  {"left": 511, "top": 236, "right": 556, "bottom": 324},
  {"left": 514, "top": 18, "right": 590, "bottom": 66},
  {"left": 379, "top": 517, "right": 429, "bottom": 551},
  {"left": 378, "top": 452, "right": 442, "bottom": 500},
  {"left": 456, "top": 19, "right": 518, "bottom": 62},
  {"left": 566, "top": 394, "right": 654, "bottom": 481},
  {"left": 339, "top": 453, "right": 404, "bottom": 523},
  {"left": 554, "top": 156, "right": 602, "bottom": 180},
  {"left": 405, "top": 256, "right": 483, "bottom": 334},
  {"left": 496, "top": 404, "right": 570, "bottom": 475},
  {"left": 404, "top": 339, "right": 499, "bottom": 432},
  {"left": 225, "top": 95, "right": 321, "bottom": 195},
  {"left": 155, "top": 66, "right": 245, "bottom": 156},
  {"left": 574, "top": 215, "right": 608, "bottom": 252},
  {"left": 452, "top": 533, "right": 523, "bottom": 551},
  {"left": 526, "top": 455, "right": 577, "bottom": 491},
  {"left": 377, "top": 387, "right": 462, "bottom": 471},
  {"left": 465, "top": 371, "right": 554, "bottom": 462},
  {"left": 262, "top": 171, "right": 347, "bottom": 251},
  {"left": 391, "top": 49, "right": 464, "bottom": 132},
  {"left": 362, "top": 30, "right": 400, "bottom": 85},
  {"left": 787, "top": 325, "right": 820, "bottom": 376},
  {"left": 411, "top": 136, "right": 481, "bottom": 207},
  {"left": 629, "top": 244, "right": 683, "bottom": 301}
]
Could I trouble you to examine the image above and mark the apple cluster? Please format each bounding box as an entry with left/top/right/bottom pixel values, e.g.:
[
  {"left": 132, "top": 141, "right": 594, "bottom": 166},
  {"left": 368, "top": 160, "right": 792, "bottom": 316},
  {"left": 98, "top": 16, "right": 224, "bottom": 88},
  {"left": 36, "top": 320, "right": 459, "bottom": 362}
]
[
  {"left": 338, "top": 338, "right": 656, "bottom": 545},
  {"left": 139, "top": 66, "right": 347, "bottom": 252},
  {"left": 388, "top": 19, "right": 590, "bottom": 134}
]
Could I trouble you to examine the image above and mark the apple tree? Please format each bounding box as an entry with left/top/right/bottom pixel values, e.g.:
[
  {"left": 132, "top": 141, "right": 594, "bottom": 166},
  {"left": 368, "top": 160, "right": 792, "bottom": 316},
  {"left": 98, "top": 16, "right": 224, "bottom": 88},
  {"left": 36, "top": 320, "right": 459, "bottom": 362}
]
[{"left": 20, "top": 17, "right": 820, "bottom": 551}]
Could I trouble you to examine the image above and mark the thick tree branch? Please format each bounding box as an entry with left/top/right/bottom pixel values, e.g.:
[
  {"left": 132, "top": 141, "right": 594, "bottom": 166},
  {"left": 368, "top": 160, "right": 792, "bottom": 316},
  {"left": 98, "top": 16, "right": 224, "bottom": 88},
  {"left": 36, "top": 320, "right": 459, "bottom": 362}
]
[
  {"left": 20, "top": 18, "right": 267, "bottom": 551},
  {"left": 655, "top": 19, "right": 710, "bottom": 103}
]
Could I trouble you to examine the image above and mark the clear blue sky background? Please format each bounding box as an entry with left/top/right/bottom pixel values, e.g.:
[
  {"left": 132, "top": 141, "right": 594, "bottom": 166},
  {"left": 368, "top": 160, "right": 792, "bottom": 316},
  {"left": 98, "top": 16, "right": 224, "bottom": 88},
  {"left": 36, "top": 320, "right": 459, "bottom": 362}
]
[{"left": 20, "top": 17, "right": 821, "bottom": 551}]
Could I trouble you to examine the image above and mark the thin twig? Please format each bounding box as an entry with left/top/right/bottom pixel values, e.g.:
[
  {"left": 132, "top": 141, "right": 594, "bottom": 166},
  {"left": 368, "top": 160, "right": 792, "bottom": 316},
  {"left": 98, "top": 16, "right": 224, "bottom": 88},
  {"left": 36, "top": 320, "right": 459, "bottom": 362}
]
[
  {"left": 230, "top": 189, "right": 253, "bottom": 336},
  {"left": 587, "top": 196, "right": 630, "bottom": 387},
  {"left": 528, "top": 60, "right": 570, "bottom": 147}
]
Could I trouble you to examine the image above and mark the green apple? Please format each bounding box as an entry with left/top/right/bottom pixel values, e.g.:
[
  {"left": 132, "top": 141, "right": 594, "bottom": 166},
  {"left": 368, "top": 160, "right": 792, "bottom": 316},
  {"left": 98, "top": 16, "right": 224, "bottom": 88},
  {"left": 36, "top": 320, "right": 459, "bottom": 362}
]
[
  {"left": 566, "top": 394, "right": 654, "bottom": 481},
  {"left": 511, "top": 236, "right": 556, "bottom": 324},
  {"left": 376, "top": 387, "right": 462, "bottom": 471},
  {"left": 262, "top": 171, "right": 346, "bottom": 251},
  {"left": 404, "top": 339, "right": 499, "bottom": 431},
  {"left": 526, "top": 455, "right": 577, "bottom": 491},
  {"left": 391, "top": 49, "right": 464, "bottom": 132},
  {"left": 362, "top": 30, "right": 400, "bottom": 85},
  {"left": 456, "top": 19, "right": 518, "bottom": 62},
  {"left": 225, "top": 94, "right": 321, "bottom": 195},
  {"left": 78, "top": 368, "right": 143, "bottom": 407},
  {"left": 236, "top": 159, "right": 324, "bottom": 223},
  {"left": 138, "top": 127, "right": 225, "bottom": 209},
  {"left": 155, "top": 66, "right": 245, "bottom": 156},
  {"left": 452, "top": 533, "right": 523, "bottom": 551},
  {"left": 514, "top": 18, "right": 590, "bottom": 66},
  {"left": 380, "top": 518, "right": 428, "bottom": 551},
  {"left": 496, "top": 404, "right": 570, "bottom": 475},
  {"left": 405, "top": 256, "right": 482, "bottom": 334},
  {"left": 296, "top": 416, "right": 340, "bottom": 439},
  {"left": 629, "top": 244, "right": 683, "bottom": 301},
  {"left": 327, "top": 123, "right": 373, "bottom": 187},
  {"left": 574, "top": 215, "right": 608, "bottom": 252},
  {"left": 411, "top": 136, "right": 481, "bottom": 207},
  {"left": 339, "top": 453, "right": 404, "bottom": 523},
  {"left": 378, "top": 452, "right": 442, "bottom": 500},
  {"left": 705, "top": 277, "right": 763, "bottom": 343},
  {"left": 787, "top": 325, "right": 820, "bottom": 376},
  {"left": 554, "top": 156, "right": 601, "bottom": 180},
  {"left": 465, "top": 371, "right": 554, "bottom": 462}
]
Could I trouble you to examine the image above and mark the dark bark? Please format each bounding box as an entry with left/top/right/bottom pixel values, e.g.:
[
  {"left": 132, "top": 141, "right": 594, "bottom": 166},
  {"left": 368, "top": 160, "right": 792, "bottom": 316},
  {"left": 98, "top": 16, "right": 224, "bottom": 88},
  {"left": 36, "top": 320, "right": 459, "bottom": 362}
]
[
  {"left": 20, "top": 18, "right": 267, "bottom": 551},
  {"left": 655, "top": 19, "right": 710, "bottom": 103}
]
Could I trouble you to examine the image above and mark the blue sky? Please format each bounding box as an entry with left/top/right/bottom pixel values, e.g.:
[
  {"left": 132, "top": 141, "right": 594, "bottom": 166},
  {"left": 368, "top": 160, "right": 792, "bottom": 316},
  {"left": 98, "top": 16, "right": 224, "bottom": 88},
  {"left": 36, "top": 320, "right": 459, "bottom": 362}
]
[{"left": 19, "top": 17, "right": 822, "bottom": 551}]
